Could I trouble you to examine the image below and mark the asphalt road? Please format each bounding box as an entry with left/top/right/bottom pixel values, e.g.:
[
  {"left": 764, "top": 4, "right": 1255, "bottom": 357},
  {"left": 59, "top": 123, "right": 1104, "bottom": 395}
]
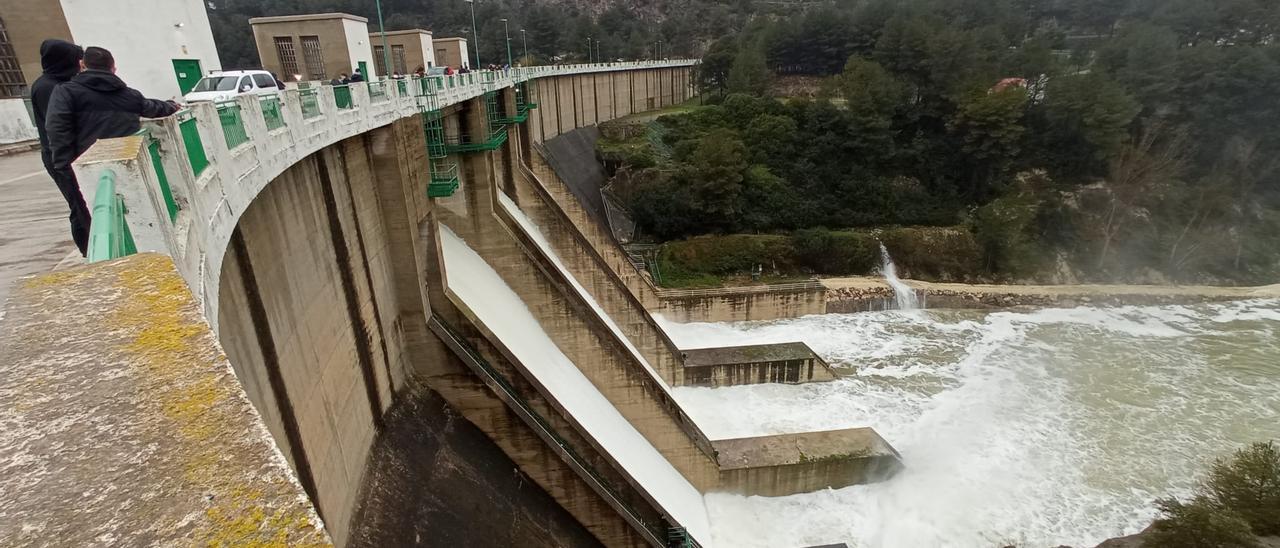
[{"left": 0, "top": 149, "right": 77, "bottom": 313}]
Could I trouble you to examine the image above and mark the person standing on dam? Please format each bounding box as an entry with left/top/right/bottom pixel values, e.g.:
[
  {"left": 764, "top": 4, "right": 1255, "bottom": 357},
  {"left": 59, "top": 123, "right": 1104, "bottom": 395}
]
[
  {"left": 44, "top": 46, "right": 180, "bottom": 256},
  {"left": 29, "top": 39, "right": 89, "bottom": 256}
]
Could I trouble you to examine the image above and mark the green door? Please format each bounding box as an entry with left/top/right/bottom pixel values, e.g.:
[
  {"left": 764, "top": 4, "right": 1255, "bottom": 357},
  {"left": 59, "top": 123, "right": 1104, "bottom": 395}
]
[
  {"left": 357, "top": 61, "right": 369, "bottom": 81},
  {"left": 172, "top": 59, "right": 203, "bottom": 94}
]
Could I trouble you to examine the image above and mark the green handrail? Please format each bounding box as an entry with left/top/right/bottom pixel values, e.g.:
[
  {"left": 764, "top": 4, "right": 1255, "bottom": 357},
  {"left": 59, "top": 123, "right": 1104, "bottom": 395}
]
[
  {"left": 86, "top": 170, "right": 137, "bottom": 263},
  {"left": 300, "top": 88, "right": 322, "bottom": 119},
  {"left": 177, "top": 110, "right": 208, "bottom": 176},
  {"left": 260, "top": 95, "right": 286, "bottom": 131},
  {"left": 216, "top": 101, "right": 250, "bottom": 149},
  {"left": 333, "top": 85, "right": 353, "bottom": 109}
]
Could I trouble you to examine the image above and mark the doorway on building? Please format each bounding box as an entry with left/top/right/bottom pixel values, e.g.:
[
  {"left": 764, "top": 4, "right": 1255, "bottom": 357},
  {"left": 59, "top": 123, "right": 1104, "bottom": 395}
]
[
  {"left": 172, "top": 59, "right": 203, "bottom": 95},
  {"left": 357, "top": 61, "right": 369, "bottom": 81}
]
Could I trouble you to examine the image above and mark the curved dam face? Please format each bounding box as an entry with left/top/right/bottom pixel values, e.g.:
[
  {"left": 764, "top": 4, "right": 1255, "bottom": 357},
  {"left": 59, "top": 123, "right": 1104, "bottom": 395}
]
[{"left": 53, "top": 61, "right": 900, "bottom": 547}]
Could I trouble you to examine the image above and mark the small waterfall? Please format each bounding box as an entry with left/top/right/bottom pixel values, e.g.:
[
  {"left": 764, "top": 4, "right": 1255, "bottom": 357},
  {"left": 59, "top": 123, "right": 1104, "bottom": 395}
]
[{"left": 879, "top": 242, "right": 920, "bottom": 310}]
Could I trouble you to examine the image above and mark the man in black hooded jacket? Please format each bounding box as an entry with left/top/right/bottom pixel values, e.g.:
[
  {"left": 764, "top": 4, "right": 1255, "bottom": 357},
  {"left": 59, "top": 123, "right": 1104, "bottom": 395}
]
[
  {"left": 45, "top": 47, "right": 179, "bottom": 251},
  {"left": 30, "top": 39, "right": 89, "bottom": 255}
]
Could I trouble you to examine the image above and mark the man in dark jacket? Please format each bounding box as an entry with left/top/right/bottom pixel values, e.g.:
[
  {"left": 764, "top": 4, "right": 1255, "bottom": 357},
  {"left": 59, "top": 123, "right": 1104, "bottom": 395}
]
[
  {"left": 45, "top": 47, "right": 180, "bottom": 251},
  {"left": 30, "top": 39, "right": 89, "bottom": 255}
]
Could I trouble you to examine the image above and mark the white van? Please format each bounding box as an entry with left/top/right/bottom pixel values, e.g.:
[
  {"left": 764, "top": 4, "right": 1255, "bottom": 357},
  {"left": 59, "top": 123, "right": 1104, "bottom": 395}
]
[{"left": 183, "top": 70, "right": 281, "bottom": 103}]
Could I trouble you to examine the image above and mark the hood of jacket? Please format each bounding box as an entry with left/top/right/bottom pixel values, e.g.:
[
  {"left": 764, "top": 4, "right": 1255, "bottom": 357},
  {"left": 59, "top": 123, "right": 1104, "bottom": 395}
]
[
  {"left": 39, "top": 39, "right": 82, "bottom": 81},
  {"left": 72, "top": 70, "right": 127, "bottom": 93}
]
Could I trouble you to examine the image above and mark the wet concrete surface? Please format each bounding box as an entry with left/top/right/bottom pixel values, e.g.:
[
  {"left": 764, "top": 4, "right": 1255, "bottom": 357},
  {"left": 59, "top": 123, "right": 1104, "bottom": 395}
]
[{"left": 0, "top": 150, "right": 78, "bottom": 314}]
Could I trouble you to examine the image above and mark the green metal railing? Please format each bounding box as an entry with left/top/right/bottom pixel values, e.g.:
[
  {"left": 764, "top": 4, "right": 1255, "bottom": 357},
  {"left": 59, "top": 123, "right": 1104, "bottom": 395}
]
[
  {"left": 260, "top": 95, "right": 286, "bottom": 131},
  {"left": 86, "top": 171, "right": 137, "bottom": 263},
  {"left": 427, "top": 164, "right": 459, "bottom": 197},
  {"left": 442, "top": 127, "right": 508, "bottom": 153},
  {"left": 216, "top": 102, "right": 250, "bottom": 150},
  {"left": 368, "top": 81, "right": 389, "bottom": 103},
  {"left": 333, "top": 85, "right": 353, "bottom": 109},
  {"left": 144, "top": 134, "right": 179, "bottom": 222},
  {"left": 422, "top": 109, "right": 459, "bottom": 198},
  {"left": 396, "top": 79, "right": 408, "bottom": 97},
  {"left": 177, "top": 111, "right": 208, "bottom": 176},
  {"left": 300, "top": 88, "right": 321, "bottom": 119}
]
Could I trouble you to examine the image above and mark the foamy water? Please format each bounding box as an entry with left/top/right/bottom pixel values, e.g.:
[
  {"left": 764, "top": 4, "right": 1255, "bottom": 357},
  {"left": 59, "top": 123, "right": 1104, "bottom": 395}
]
[{"left": 662, "top": 300, "right": 1280, "bottom": 548}]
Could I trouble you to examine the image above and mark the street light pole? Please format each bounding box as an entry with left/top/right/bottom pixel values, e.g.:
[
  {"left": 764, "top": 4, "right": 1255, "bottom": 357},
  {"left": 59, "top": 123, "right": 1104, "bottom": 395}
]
[
  {"left": 375, "top": 0, "right": 391, "bottom": 78},
  {"left": 500, "top": 18, "right": 512, "bottom": 67},
  {"left": 586, "top": 37, "right": 592, "bottom": 63},
  {"left": 466, "top": 0, "right": 480, "bottom": 69},
  {"left": 521, "top": 29, "right": 528, "bottom": 66}
]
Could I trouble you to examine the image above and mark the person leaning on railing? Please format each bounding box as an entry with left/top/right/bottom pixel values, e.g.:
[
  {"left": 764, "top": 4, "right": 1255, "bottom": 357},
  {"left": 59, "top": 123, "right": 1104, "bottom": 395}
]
[{"left": 44, "top": 46, "right": 180, "bottom": 256}]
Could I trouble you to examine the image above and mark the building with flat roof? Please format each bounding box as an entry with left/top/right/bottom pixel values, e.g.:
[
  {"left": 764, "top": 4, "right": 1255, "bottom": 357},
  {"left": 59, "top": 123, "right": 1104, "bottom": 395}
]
[
  {"left": 432, "top": 36, "right": 469, "bottom": 70},
  {"left": 0, "top": 0, "right": 221, "bottom": 98},
  {"left": 0, "top": 0, "right": 221, "bottom": 142},
  {"left": 369, "top": 29, "right": 436, "bottom": 76},
  {"left": 250, "top": 13, "right": 375, "bottom": 83}
]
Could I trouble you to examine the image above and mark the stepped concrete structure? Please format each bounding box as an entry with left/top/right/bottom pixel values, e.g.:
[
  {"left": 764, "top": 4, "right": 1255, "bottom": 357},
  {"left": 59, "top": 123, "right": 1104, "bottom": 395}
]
[{"left": 1, "top": 61, "right": 900, "bottom": 547}]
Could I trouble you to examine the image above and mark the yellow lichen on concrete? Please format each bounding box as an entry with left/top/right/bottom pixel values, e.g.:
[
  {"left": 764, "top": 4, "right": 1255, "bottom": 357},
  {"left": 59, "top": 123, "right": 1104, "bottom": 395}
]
[{"left": 107, "top": 255, "right": 328, "bottom": 546}]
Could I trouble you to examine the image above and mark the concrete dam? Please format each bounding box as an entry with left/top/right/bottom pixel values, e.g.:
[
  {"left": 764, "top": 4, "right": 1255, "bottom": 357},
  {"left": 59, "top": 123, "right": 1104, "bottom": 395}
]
[{"left": 0, "top": 62, "right": 901, "bottom": 547}]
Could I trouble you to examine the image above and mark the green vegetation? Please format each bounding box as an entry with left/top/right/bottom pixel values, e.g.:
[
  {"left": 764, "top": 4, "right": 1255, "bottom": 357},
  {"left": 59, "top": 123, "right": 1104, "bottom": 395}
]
[
  {"left": 654, "top": 227, "right": 981, "bottom": 287},
  {"left": 600, "top": 0, "right": 1280, "bottom": 286},
  {"left": 1144, "top": 442, "right": 1280, "bottom": 548}
]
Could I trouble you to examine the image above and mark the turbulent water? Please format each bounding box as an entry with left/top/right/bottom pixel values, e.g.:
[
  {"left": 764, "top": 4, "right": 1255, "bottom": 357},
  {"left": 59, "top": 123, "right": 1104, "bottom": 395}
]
[{"left": 663, "top": 300, "right": 1280, "bottom": 548}]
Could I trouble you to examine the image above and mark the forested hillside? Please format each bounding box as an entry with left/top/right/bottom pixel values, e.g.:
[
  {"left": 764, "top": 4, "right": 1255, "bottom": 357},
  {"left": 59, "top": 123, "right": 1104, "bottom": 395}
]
[{"left": 602, "top": 0, "right": 1280, "bottom": 286}]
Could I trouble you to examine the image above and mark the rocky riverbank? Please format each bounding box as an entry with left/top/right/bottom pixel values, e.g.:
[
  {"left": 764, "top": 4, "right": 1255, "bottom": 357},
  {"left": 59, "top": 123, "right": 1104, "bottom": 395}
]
[{"left": 823, "top": 277, "right": 1280, "bottom": 312}]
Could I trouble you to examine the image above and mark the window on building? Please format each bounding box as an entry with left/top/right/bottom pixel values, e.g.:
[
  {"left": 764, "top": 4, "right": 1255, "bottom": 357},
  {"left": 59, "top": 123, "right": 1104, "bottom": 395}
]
[
  {"left": 373, "top": 45, "right": 387, "bottom": 76},
  {"left": 392, "top": 45, "right": 407, "bottom": 74},
  {"left": 274, "top": 37, "right": 299, "bottom": 80},
  {"left": 300, "top": 35, "right": 326, "bottom": 80},
  {"left": 0, "top": 17, "right": 27, "bottom": 98},
  {"left": 436, "top": 48, "right": 448, "bottom": 66}
]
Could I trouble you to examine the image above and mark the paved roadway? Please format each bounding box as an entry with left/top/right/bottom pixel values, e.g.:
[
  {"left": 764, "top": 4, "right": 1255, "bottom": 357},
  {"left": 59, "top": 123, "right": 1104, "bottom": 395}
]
[{"left": 0, "top": 150, "right": 77, "bottom": 315}]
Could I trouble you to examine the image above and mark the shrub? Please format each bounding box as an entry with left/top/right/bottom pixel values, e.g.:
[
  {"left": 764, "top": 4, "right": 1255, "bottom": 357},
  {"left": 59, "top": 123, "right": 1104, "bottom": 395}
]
[
  {"left": 1204, "top": 442, "right": 1280, "bottom": 535},
  {"left": 1143, "top": 497, "right": 1259, "bottom": 548}
]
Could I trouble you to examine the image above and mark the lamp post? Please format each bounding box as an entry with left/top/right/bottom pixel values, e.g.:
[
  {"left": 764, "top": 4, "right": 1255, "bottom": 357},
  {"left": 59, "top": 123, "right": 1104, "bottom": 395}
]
[
  {"left": 500, "top": 18, "right": 512, "bottom": 67},
  {"left": 520, "top": 29, "right": 528, "bottom": 66},
  {"left": 586, "top": 37, "right": 592, "bottom": 63},
  {"left": 375, "top": 0, "right": 391, "bottom": 79},
  {"left": 596, "top": 40, "right": 602, "bottom": 64},
  {"left": 465, "top": 0, "right": 480, "bottom": 69}
]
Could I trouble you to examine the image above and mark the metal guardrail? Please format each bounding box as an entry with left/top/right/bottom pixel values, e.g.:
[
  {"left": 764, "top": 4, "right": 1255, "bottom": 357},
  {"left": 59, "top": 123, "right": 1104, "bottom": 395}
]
[
  {"left": 86, "top": 170, "right": 137, "bottom": 263},
  {"left": 299, "top": 88, "right": 321, "bottom": 119},
  {"left": 215, "top": 101, "right": 249, "bottom": 149},
  {"left": 260, "top": 95, "right": 286, "bottom": 131},
  {"left": 175, "top": 110, "right": 208, "bottom": 176},
  {"left": 333, "top": 85, "right": 353, "bottom": 109}
]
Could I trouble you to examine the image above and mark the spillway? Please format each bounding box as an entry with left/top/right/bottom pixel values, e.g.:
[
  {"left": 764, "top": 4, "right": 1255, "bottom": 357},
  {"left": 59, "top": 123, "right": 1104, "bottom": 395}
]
[
  {"left": 665, "top": 300, "right": 1280, "bottom": 547},
  {"left": 439, "top": 224, "right": 713, "bottom": 541}
]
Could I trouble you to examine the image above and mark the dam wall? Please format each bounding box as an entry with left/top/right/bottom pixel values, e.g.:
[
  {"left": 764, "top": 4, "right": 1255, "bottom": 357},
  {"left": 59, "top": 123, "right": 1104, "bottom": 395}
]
[{"left": 40, "top": 59, "right": 899, "bottom": 548}]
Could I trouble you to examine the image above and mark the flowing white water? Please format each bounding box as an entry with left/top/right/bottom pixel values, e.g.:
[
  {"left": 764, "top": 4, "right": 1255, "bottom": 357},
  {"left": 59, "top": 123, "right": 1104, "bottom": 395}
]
[
  {"left": 438, "top": 225, "right": 712, "bottom": 541},
  {"left": 664, "top": 300, "right": 1280, "bottom": 548},
  {"left": 879, "top": 243, "right": 919, "bottom": 310}
]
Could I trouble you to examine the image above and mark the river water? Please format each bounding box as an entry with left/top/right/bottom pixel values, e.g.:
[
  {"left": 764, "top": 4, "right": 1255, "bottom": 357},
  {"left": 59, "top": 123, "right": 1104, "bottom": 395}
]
[{"left": 664, "top": 299, "right": 1280, "bottom": 548}]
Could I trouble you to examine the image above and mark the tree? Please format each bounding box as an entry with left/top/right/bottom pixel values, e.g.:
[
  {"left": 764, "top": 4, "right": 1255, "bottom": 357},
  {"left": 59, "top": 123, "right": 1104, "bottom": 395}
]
[
  {"left": 727, "top": 44, "right": 771, "bottom": 96},
  {"left": 699, "top": 37, "right": 737, "bottom": 96},
  {"left": 1095, "top": 121, "right": 1188, "bottom": 271},
  {"left": 948, "top": 87, "right": 1029, "bottom": 198},
  {"left": 677, "top": 129, "right": 750, "bottom": 226},
  {"left": 1035, "top": 73, "right": 1142, "bottom": 179}
]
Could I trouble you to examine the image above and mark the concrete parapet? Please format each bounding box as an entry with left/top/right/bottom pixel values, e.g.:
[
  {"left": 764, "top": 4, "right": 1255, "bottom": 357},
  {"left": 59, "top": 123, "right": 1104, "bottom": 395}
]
[
  {"left": 681, "top": 342, "right": 836, "bottom": 387},
  {"left": 714, "top": 428, "right": 904, "bottom": 497},
  {"left": 0, "top": 254, "right": 328, "bottom": 546}
]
